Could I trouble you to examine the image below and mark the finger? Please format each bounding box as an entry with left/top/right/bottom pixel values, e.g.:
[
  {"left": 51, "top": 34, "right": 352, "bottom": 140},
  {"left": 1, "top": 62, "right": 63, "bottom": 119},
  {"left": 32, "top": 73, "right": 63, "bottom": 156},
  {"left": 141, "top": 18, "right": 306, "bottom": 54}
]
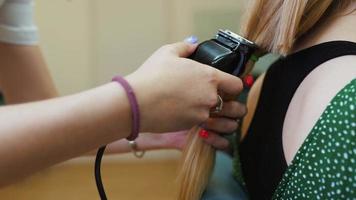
[
  {"left": 219, "top": 92, "right": 236, "bottom": 101},
  {"left": 202, "top": 131, "right": 230, "bottom": 150},
  {"left": 211, "top": 101, "right": 247, "bottom": 119},
  {"left": 216, "top": 71, "right": 244, "bottom": 96},
  {"left": 167, "top": 42, "right": 198, "bottom": 58},
  {"left": 203, "top": 117, "right": 238, "bottom": 133},
  {"left": 184, "top": 36, "right": 199, "bottom": 44}
]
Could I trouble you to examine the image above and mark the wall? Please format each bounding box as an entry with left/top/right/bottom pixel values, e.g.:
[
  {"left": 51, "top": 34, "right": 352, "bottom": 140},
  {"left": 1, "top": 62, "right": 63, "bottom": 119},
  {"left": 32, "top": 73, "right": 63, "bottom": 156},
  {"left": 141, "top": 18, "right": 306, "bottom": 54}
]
[
  {"left": 93, "top": 0, "right": 244, "bottom": 84},
  {"left": 35, "top": 0, "right": 244, "bottom": 94},
  {"left": 35, "top": 0, "right": 95, "bottom": 94}
]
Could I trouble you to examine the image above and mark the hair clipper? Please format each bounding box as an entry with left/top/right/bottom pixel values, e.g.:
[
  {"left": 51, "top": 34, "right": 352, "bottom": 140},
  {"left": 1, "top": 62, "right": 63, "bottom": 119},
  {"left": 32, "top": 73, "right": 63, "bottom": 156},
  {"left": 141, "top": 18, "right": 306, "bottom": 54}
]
[{"left": 189, "top": 30, "right": 258, "bottom": 77}]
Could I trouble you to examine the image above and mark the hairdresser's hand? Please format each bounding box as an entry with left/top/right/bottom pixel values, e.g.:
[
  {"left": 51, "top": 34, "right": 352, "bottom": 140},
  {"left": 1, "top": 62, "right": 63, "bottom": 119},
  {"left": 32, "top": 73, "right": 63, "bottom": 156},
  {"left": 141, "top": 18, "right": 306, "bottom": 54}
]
[
  {"left": 104, "top": 130, "right": 230, "bottom": 153},
  {"left": 163, "top": 100, "right": 247, "bottom": 151},
  {"left": 199, "top": 99, "right": 247, "bottom": 150},
  {"left": 156, "top": 130, "right": 229, "bottom": 151},
  {"left": 126, "top": 42, "right": 243, "bottom": 133}
]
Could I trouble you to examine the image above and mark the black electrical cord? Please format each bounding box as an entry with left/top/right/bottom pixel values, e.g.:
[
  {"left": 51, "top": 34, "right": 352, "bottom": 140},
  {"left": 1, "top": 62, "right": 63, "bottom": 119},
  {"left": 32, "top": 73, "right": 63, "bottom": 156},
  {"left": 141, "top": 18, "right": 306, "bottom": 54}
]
[{"left": 95, "top": 146, "right": 108, "bottom": 200}]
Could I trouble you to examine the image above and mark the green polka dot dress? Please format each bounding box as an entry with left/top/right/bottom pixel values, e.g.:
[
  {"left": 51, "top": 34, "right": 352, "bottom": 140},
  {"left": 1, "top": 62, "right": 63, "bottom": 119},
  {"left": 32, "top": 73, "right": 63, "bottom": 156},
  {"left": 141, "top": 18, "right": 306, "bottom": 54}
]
[{"left": 273, "top": 79, "right": 356, "bottom": 199}]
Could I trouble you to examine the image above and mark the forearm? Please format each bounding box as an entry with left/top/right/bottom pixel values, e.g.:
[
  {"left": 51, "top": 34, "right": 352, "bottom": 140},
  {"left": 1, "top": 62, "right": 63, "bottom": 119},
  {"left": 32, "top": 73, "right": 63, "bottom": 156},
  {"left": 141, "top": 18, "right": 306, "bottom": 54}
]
[
  {"left": 0, "top": 43, "right": 58, "bottom": 104},
  {"left": 0, "top": 82, "right": 130, "bottom": 186},
  {"left": 103, "top": 133, "right": 182, "bottom": 154},
  {"left": 100, "top": 134, "right": 160, "bottom": 155},
  {"left": 107, "top": 134, "right": 161, "bottom": 153}
]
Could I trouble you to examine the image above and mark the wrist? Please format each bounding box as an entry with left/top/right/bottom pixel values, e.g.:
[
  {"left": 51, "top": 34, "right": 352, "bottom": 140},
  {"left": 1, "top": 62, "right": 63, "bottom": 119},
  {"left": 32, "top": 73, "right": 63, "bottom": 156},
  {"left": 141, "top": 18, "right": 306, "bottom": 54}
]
[
  {"left": 139, "top": 133, "right": 183, "bottom": 151},
  {"left": 112, "top": 75, "right": 141, "bottom": 140},
  {"left": 160, "top": 131, "right": 188, "bottom": 150},
  {"left": 125, "top": 74, "right": 153, "bottom": 133},
  {"left": 102, "top": 83, "right": 132, "bottom": 139},
  {"left": 135, "top": 133, "right": 164, "bottom": 150}
]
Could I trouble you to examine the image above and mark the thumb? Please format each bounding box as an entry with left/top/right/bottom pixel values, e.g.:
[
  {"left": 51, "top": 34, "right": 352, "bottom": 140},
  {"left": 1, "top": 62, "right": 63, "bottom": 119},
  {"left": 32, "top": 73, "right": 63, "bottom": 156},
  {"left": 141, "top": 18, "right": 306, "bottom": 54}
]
[{"left": 169, "top": 42, "right": 198, "bottom": 58}]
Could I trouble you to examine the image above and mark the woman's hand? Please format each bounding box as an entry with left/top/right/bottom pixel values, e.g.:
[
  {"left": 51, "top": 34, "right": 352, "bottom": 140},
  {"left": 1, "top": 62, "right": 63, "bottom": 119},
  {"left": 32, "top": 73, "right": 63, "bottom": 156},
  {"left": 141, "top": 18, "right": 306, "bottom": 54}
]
[
  {"left": 105, "top": 100, "right": 247, "bottom": 154},
  {"left": 126, "top": 42, "right": 243, "bottom": 133},
  {"left": 105, "top": 130, "right": 225, "bottom": 154},
  {"left": 199, "top": 100, "right": 247, "bottom": 150},
  {"left": 165, "top": 100, "right": 247, "bottom": 151},
  {"left": 104, "top": 131, "right": 187, "bottom": 154}
]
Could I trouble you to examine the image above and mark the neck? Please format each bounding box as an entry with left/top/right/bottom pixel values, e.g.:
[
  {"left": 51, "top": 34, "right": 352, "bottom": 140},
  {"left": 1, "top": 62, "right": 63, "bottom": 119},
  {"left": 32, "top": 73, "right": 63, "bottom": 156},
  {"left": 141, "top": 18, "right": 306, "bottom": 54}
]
[{"left": 293, "top": 11, "right": 356, "bottom": 53}]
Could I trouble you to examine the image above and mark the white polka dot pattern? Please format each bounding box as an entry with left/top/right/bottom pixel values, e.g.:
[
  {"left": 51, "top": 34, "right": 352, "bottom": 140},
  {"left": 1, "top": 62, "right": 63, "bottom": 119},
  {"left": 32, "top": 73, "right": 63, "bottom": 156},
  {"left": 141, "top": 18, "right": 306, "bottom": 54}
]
[{"left": 273, "top": 79, "right": 356, "bottom": 200}]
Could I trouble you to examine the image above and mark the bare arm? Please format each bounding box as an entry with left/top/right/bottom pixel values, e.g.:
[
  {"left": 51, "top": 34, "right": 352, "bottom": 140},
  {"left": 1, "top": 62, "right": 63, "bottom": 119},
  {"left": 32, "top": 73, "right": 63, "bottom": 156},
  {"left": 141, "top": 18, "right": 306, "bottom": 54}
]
[
  {"left": 0, "top": 42, "right": 244, "bottom": 187},
  {"left": 0, "top": 43, "right": 58, "bottom": 104},
  {"left": 103, "top": 131, "right": 186, "bottom": 154},
  {"left": 0, "top": 82, "right": 131, "bottom": 186}
]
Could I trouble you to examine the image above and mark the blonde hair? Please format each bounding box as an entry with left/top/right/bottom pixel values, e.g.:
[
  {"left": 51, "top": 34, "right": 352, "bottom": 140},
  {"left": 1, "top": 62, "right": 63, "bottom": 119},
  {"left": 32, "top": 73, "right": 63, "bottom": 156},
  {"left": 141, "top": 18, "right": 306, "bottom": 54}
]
[
  {"left": 177, "top": 1, "right": 354, "bottom": 200},
  {"left": 242, "top": 0, "right": 355, "bottom": 55}
]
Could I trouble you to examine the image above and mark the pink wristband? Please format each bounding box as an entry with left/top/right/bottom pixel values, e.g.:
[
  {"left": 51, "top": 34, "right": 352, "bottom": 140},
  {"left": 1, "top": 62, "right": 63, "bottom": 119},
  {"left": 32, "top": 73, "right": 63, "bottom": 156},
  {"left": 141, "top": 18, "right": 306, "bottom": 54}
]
[{"left": 112, "top": 76, "right": 140, "bottom": 141}]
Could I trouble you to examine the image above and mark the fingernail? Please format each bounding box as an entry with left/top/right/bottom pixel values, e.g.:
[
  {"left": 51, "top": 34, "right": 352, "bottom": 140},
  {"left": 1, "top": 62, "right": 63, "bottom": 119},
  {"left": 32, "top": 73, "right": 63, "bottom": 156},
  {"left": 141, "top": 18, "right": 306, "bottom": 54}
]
[
  {"left": 199, "top": 129, "right": 209, "bottom": 139},
  {"left": 184, "top": 35, "right": 198, "bottom": 44},
  {"left": 243, "top": 74, "right": 254, "bottom": 88}
]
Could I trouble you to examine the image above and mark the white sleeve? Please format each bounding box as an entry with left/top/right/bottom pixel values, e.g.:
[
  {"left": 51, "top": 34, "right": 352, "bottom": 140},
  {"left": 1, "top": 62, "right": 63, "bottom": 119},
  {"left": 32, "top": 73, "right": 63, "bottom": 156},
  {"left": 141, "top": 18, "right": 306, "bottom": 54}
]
[{"left": 0, "top": 0, "right": 38, "bottom": 45}]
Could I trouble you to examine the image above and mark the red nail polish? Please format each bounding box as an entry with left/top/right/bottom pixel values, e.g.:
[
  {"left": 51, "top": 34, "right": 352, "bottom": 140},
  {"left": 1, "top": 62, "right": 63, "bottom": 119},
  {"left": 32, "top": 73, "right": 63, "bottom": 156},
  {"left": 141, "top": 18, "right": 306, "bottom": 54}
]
[
  {"left": 243, "top": 75, "right": 254, "bottom": 88},
  {"left": 199, "top": 129, "right": 209, "bottom": 139}
]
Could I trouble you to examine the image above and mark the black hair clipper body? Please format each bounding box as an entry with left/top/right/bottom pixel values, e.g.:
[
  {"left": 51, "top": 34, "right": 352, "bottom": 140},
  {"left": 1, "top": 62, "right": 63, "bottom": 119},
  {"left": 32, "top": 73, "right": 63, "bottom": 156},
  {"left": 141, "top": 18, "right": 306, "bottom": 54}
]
[{"left": 190, "top": 30, "right": 258, "bottom": 77}]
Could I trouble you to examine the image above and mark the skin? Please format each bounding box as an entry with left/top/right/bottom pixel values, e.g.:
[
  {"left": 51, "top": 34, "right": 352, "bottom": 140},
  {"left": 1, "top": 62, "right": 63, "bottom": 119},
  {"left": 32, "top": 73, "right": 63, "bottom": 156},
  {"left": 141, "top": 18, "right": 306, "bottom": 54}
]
[
  {"left": 0, "top": 42, "right": 245, "bottom": 187},
  {"left": 283, "top": 10, "right": 356, "bottom": 164},
  {"left": 242, "top": 6, "right": 356, "bottom": 165},
  {"left": 0, "top": 42, "right": 242, "bottom": 156},
  {"left": 104, "top": 97, "right": 245, "bottom": 154},
  {"left": 0, "top": 43, "right": 58, "bottom": 103}
]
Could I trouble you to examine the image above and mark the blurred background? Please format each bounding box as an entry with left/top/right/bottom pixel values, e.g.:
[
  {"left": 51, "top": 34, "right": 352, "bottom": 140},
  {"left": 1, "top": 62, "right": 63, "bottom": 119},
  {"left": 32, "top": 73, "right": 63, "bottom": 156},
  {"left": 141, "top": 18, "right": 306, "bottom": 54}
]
[
  {"left": 0, "top": 0, "right": 273, "bottom": 199},
  {"left": 36, "top": 0, "right": 246, "bottom": 95}
]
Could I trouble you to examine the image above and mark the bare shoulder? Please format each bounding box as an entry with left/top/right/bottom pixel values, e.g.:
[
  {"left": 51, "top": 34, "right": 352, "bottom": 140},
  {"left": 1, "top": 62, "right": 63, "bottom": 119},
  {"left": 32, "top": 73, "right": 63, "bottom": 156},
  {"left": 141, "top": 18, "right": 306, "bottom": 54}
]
[
  {"left": 312, "top": 55, "right": 356, "bottom": 82},
  {"left": 306, "top": 55, "right": 356, "bottom": 95},
  {"left": 300, "top": 55, "right": 356, "bottom": 104},
  {"left": 283, "top": 55, "right": 356, "bottom": 164}
]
